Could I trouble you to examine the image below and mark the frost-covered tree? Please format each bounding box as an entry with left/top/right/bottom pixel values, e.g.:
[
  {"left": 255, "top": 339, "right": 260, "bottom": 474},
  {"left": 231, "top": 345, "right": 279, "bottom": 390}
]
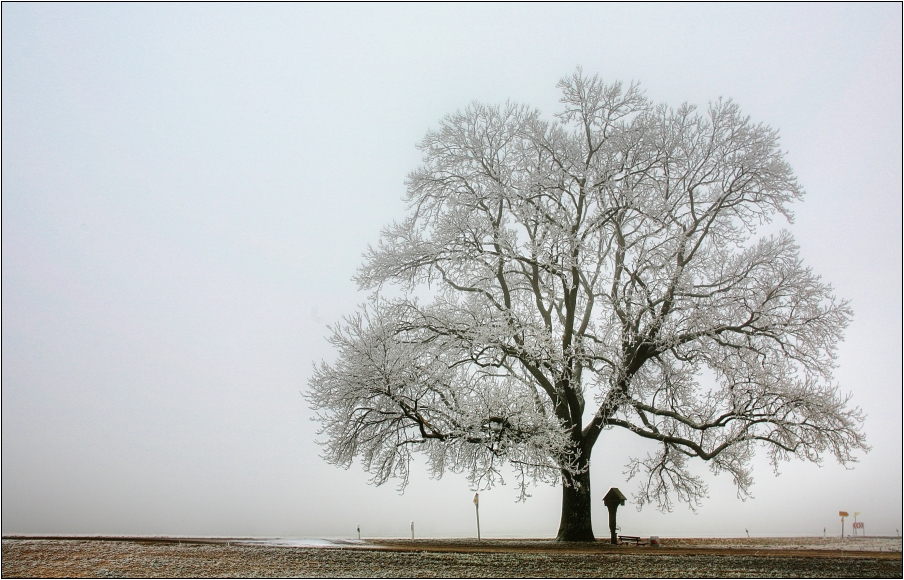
[{"left": 307, "top": 70, "right": 867, "bottom": 541}]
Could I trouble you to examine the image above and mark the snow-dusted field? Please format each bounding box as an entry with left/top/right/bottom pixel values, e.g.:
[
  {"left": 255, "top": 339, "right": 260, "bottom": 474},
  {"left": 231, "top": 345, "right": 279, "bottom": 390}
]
[
  {"left": 3, "top": 537, "right": 901, "bottom": 578},
  {"left": 665, "top": 536, "right": 902, "bottom": 552}
]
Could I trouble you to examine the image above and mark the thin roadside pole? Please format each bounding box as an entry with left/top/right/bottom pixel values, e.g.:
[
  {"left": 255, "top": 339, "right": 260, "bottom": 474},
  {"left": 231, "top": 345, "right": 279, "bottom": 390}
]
[{"left": 473, "top": 493, "right": 481, "bottom": 541}]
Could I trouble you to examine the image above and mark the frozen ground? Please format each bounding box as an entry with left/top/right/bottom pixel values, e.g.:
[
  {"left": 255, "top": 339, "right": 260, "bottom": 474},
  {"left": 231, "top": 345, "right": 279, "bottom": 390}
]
[
  {"left": 664, "top": 536, "right": 902, "bottom": 552},
  {"left": 234, "top": 537, "right": 365, "bottom": 547},
  {"left": 3, "top": 534, "right": 900, "bottom": 551},
  {"left": 3, "top": 537, "right": 901, "bottom": 578}
]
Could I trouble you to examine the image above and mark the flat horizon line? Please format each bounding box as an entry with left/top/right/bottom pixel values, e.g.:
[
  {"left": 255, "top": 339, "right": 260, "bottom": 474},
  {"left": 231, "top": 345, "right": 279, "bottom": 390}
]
[{"left": 4, "top": 534, "right": 899, "bottom": 541}]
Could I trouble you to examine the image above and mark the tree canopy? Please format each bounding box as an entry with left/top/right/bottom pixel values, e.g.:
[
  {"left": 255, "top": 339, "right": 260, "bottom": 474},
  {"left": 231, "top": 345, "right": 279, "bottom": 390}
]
[{"left": 307, "top": 70, "right": 867, "bottom": 540}]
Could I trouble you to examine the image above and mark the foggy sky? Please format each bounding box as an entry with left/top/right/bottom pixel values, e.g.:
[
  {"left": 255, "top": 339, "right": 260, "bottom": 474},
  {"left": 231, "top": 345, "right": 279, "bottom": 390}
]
[{"left": 3, "top": 4, "right": 901, "bottom": 539}]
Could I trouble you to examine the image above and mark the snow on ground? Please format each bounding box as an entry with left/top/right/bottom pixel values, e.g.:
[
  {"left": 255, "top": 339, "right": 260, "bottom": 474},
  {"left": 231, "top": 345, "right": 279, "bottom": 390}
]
[
  {"left": 234, "top": 538, "right": 365, "bottom": 547},
  {"left": 667, "top": 536, "right": 902, "bottom": 552},
  {"left": 239, "top": 536, "right": 902, "bottom": 552}
]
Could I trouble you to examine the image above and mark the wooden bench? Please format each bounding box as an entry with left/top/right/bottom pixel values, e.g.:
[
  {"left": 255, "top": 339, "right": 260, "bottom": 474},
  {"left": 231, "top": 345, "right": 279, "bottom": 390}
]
[{"left": 618, "top": 535, "right": 648, "bottom": 546}]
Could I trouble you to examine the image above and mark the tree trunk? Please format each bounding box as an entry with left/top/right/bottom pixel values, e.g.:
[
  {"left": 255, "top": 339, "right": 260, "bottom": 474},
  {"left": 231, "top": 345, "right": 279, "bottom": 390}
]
[{"left": 555, "top": 467, "right": 595, "bottom": 541}]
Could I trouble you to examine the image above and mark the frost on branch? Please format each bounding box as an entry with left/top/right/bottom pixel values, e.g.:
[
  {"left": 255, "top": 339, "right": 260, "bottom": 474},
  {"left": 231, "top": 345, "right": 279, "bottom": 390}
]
[
  {"left": 307, "top": 299, "right": 571, "bottom": 500},
  {"left": 307, "top": 69, "right": 867, "bottom": 515}
]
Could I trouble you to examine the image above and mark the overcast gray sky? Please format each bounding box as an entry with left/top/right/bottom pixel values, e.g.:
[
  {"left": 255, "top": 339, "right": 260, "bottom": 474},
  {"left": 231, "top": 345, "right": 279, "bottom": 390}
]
[{"left": 3, "top": 4, "right": 901, "bottom": 539}]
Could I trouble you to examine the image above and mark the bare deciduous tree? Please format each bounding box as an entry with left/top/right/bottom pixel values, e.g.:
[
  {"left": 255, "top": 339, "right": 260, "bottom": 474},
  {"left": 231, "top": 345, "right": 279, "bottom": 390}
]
[{"left": 307, "top": 70, "right": 867, "bottom": 541}]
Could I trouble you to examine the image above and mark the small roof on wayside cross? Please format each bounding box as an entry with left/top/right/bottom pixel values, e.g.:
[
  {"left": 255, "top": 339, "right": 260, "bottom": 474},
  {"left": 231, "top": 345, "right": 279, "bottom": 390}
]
[{"left": 603, "top": 487, "right": 627, "bottom": 505}]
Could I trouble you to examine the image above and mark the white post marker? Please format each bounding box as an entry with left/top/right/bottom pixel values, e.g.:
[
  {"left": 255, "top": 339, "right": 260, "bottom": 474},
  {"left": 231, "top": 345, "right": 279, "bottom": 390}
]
[
  {"left": 473, "top": 493, "right": 481, "bottom": 541},
  {"left": 411, "top": 520, "right": 414, "bottom": 540}
]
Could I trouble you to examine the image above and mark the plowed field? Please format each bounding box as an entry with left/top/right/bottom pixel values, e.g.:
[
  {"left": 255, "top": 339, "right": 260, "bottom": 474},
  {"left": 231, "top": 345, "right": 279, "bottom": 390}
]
[{"left": 3, "top": 537, "right": 901, "bottom": 578}]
